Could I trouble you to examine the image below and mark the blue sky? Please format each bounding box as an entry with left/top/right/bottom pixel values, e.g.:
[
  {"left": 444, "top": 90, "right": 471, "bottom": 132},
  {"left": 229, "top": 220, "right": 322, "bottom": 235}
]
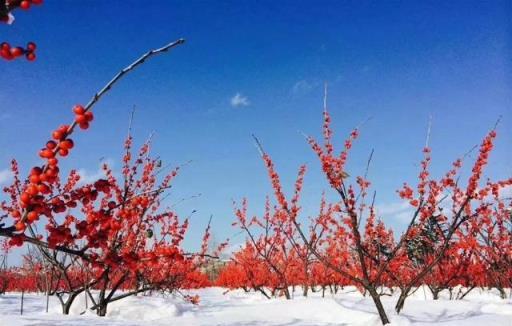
[{"left": 1, "top": 1, "right": 510, "bottom": 262}]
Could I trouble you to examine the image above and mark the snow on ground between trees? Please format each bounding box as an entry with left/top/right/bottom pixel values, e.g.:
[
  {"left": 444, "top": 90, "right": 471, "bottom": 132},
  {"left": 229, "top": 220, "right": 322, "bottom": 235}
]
[{"left": 1, "top": 287, "right": 511, "bottom": 326}]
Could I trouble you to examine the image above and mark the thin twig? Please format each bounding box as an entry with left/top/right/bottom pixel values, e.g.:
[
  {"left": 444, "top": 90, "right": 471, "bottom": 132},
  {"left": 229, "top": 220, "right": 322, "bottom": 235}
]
[
  {"left": 13, "top": 39, "right": 185, "bottom": 226},
  {"left": 252, "top": 134, "right": 265, "bottom": 156},
  {"left": 425, "top": 114, "right": 433, "bottom": 148},
  {"left": 323, "top": 82, "right": 328, "bottom": 113}
]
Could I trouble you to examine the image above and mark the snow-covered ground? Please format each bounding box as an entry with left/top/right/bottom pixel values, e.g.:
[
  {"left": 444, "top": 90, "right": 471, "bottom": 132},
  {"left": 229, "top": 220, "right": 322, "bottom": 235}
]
[{"left": 0, "top": 287, "right": 511, "bottom": 325}]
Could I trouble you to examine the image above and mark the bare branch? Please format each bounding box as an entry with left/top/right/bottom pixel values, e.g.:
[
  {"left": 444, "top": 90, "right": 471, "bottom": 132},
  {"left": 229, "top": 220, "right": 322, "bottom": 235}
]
[
  {"left": 425, "top": 114, "right": 433, "bottom": 148},
  {"left": 323, "top": 82, "right": 328, "bottom": 113},
  {"left": 252, "top": 134, "right": 266, "bottom": 156}
]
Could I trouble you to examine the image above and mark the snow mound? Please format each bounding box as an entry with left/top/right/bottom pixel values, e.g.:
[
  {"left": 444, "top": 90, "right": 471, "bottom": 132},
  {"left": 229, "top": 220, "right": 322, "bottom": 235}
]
[
  {"left": 0, "top": 287, "right": 511, "bottom": 325},
  {"left": 106, "top": 295, "right": 182, "bottom": 321}
]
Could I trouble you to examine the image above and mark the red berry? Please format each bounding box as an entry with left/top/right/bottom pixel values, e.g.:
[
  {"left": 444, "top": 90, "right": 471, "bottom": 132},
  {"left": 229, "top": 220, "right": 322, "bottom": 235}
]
[
  {"left": 38, "top": 183, "right": 50, "bottom": 194},
  {"left": 39, "top": 148, "right": 55, "bottom": 159},
  {"left": 27, "top": 211, "right": 39, "bottom": 223},
  {"left": 27, "top": 42, "right": 36, "bottom": 52},
  {"left": 46, "top": 166, "right": 59, "bottom": 176},
  {"left": 60, "top": 139, "right": 74, "bottom": 150},
  {"left": 84, "top": 111, "right": 94, "bottom": 122},
  {"left": 10, "top": 47, "right": 24, "bottom": 58},
  {"left": 26, "top": 52, "right": 36, "bottom": 61},
  {"left": 27, "top": 184, "right": 39, "bottom": 196},
  {"left": 52, "top": 129, "right": 66, "bottom": 140},
  {"left": 73, "top": 105, "right": 85, "bottom": 115},
  {"left": 58, "top": 148, "right": 69, "bottom": 157},
  {"left": 75, "top": 114, "right": 88, "bottom": 124},
  {"left": 79, "top": 122, "right": 89, "bottom": 130},
  {"left": 39, "top": 173, "right": 48, "bottom": 182},
  {"left": 59, "top": 125, "right": 70, "bottom": 133},
  {"left": 1, "top": 51, "right": 12, "bottom": 60},
  {"left": 46, "top": 140, "right": 57, "bottom": 149},
  {"left": 20, "top": 1, "right": 31, "bottom": 10},
  {"left": 29, "top": 174, "right": 40, "bottom": 184},
  {"left": 32, "top": 0, "right": 43, "bottom": 4},
  {"left": 48, "top": 158, "right": 58, "bottom": 166},
  {"left": 15, "top": 222, "right": 26, "bottom": 232},
  {"left": 20, "top": 192, "right": 31, "bottom": 204}
]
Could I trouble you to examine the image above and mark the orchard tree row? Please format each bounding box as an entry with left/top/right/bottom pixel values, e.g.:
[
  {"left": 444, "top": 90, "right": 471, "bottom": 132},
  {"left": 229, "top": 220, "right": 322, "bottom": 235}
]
[{"left": 216, "top": 91, "right": 511, "bottom": 324}]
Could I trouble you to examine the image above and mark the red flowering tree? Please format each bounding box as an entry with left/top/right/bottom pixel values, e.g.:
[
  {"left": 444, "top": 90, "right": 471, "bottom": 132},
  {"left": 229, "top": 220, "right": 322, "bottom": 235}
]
[
  {"left": 232, "top": 198, "right": 298, "bottom": 299},
  {"left": 470, "top": 187, "right": 512, "bottom": 298},
  {"left": 217, "top": 243, "right": 276, "bottom": 297},
  {"left": 0, "top": 39, "right": 221, "bottom": 316}
]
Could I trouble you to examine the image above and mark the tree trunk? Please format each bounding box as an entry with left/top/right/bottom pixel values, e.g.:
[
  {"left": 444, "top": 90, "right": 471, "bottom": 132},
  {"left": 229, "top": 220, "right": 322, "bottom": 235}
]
[
  {"left": 20, "top": 291, "right": 24, "bottom": 315},
  {"left": 283, "top": 287, "right": 291, "bottom": 300},
  {"left": 497, "top": 287, "right": 506, "bottom": 299},
  {"left": 257, "top": 287, "right": 271, "bottom": 299},
  {"left": 96, "top": 286, "right": 107, "bottom": 316},
  {"left": 59, "top": 291, "right": 81, "bottom": 315},
  {"left": 45, "top": 275, "right": 50, "bottom": 313},
  {"left": 395, "top": 288, "right": 408, "bottom": 314},
  {"left": 457, "top": 286, "right": 475, "bottom": 300},
  {"left": 97, "top": 303, "right": 108, "bottom": 317},
  {"left": 368, "top": 287, "right": 390, "bottom": 325}
]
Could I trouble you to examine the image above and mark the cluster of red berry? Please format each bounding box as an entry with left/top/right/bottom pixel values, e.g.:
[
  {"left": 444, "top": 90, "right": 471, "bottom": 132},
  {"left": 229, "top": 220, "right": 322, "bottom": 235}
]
[
  {"left": 0, "top": 41, "right": 36, "bottom": 61},
  {"left": 11, "top": 105, "right": 94, "bottom": 234},
  {"left": 73, "top": 104, "right": 94, "bottom": 130},
  {"left": 16, "top": 0, "right": 43, "bottom": 10},
  {"left": 1, "top": 0, "right": 43, "bottom": 61}
]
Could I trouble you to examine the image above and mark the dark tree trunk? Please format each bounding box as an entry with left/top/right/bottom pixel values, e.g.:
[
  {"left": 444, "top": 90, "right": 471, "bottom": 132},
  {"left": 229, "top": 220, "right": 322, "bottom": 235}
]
[
  {"left": 432, "top": 288, "right": 440, "bottom": 300},
  {"left": 97, "top": 303, "right": 108, "bottom": 317},
  {"left": 368, "top": 287, "right": 390, "bottom": 325},
  {"left": 497, "top": 287, "right": 506, "bottom": 299},
  {"left": 457, "top": 286, "right": 475, "bottom": 300},
  {"left": 257, "top": 287, "right": 271, "bottom": 299},
  {"left": 283, "top": 287, "right": 291, "bottom": 300},
  {"left": 60, "top": 291, "right": 81, "bottom": 315},
  {"left": 395, "top": 288, "right": 408, "bottom": 314}
]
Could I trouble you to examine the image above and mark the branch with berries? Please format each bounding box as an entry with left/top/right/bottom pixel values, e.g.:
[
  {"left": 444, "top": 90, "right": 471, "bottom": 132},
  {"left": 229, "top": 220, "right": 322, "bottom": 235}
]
[{"left": 0, "top": 38, "right": 186, "bottom": 246}]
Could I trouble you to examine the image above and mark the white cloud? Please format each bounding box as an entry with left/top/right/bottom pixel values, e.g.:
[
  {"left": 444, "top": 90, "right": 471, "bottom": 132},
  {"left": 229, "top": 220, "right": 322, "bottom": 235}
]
[
  {"left": 230, "top": 93, "right": 250, "bottom": 108},
  {"left": 377, "top": 201, "right": 410, "bottom": 216},
  {"left": 221, "top": 242, "right": 243, "bottom": 260},
  {"left": 77, "top": 159, "right": 114, "bottom": 185},
  {"left": 0, "top": 169, "right": 12, "bottom": 185},
  {"left": 376, "top": 201, "right": 414, "bottom": 223},
  {"left": 292, "top": 79, "right": 313, "bottom": 94},
  {"left": 500, "top": 185, "right": 512, "bottom": 199}
]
